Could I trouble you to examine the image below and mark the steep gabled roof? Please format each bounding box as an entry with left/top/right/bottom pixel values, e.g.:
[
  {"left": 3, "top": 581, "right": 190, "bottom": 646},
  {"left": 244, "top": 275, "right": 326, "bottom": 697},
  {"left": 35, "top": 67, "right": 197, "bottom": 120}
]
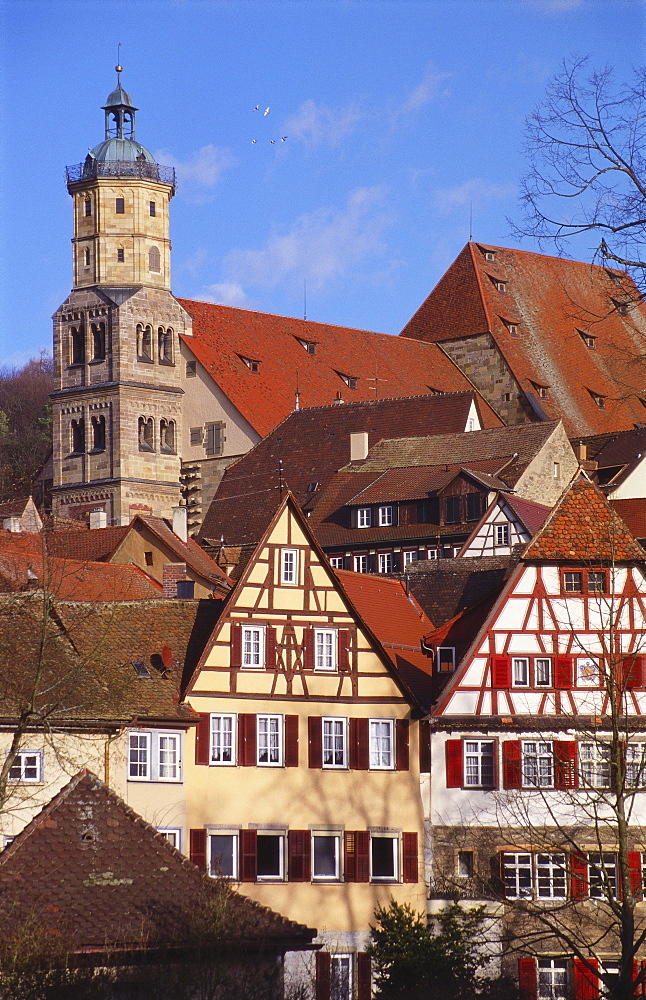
[
  {"left": 402, "top": 555, "right": 516, "bottom": 627},
  {"left": 400, "top": 242, "right": 646, "bottom": 435},
  {"left": 579, "top": 425, "right": 646, "bottom": 490},
  {"left": 523, "top": 478, "right": 644, "bottom": 562},
  {"left": 610, "top": 499, "right": 646, "bottom": 542},
  {"left": 504, "top": 494, "right": 552, "bottom": 535},
  {"left": 179, "top": 298, "right": 501, "bottom": 437},
  {"left": 45, "top": 524, "right": 129, "bottom": 561},
  {"left": 0, "top": 771, "right": 316, "bottom": 956},
  {"left": 198, "top": 392, "right": 500, "bottom": 549}
]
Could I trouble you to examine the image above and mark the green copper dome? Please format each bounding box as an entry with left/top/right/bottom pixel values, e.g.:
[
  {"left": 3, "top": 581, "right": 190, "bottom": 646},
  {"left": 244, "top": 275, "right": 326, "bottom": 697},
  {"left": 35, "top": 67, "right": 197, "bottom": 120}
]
[
  {"left": 103, "top": 84, "right": 137, "bottom": 111},
  {"left": 88, "top": 137, "right": 156, "bottom": 164}
]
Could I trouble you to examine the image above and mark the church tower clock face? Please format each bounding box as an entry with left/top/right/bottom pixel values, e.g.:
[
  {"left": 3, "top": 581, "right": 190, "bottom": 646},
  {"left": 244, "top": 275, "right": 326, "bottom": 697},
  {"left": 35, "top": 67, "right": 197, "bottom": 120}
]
[{"left": 51, "top": 69, "right": 191, "bottom": 527}]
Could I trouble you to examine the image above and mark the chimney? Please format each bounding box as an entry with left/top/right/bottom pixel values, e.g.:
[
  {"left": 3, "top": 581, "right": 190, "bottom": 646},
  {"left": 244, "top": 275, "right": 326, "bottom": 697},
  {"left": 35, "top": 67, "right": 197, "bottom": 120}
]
[
  {"left": 172, "top": 505, "right": 188, "bottom": 543},
  {"left": 350, "top": 431, "right": 369, "bottom": 462},
  {"left": 575, "top": 442, "right": 587, "bottom": 462},
  {"left": 90, "top": 510, "right": 108, "bottom": 530},
  {"left": 163, "top": 562, "right": 187, "bottom": 599}
]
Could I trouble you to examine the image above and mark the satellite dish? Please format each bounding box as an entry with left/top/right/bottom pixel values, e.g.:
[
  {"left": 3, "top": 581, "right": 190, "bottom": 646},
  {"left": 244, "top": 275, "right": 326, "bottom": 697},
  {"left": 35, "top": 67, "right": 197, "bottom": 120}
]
[{"left": 161, "top": 645, "right": 173, "bottom": 670}]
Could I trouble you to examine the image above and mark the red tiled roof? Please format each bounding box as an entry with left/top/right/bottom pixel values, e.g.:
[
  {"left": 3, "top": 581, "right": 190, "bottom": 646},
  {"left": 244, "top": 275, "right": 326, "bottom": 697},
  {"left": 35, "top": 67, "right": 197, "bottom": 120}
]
[
  {"left": 523, "top": 478, "right": 644, "bottom": 562},
  {"left": 135, "top": 516, "right": 231, "bottom": 589},
  {"left": 0, "top": 771, "right": 316, "bottom": 955},
  {"left": 344, "top": 459, "right": 508, "bottom": 505},
  {"left": 504, "top": 494, "right": 552, "bottom": 535},
  {"left": 45, "top": 524, "right": 129, "bottom": 561},
  {"left": 179, "top": 298, "right": 501, "bottom": 437},
  {"left": 400, "top": 242, "right": 646, "bottom": 436},
  {"left": 198, "top": 392, "right": 500, "bottom": 548},
  {"left": 609, "top": 499, "right": 646, "bottom": 542},
  {"left": 403, "top": 555, "right": 514, "bottom": 627}
]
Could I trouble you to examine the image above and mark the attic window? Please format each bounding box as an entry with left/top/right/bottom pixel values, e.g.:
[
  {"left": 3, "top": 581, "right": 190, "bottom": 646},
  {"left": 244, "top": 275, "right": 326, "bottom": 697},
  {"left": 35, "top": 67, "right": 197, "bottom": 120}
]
[
  {"left": 531, "top": 382, "right": 549, "bottom": 400},
  {"left": 579, "top": 330, "right": 596, "bottom": 350},
  {"left": 240, "top": 356, "right": 260, "bottom": 373},
  {"left": 484, "top": 250, "right": 496, "bottom": 261},
  {"left": 307, "top": 482, "right": 319, "bottom": 493},
  {"left": 612, "top": 298, "right": 630, "bottom": 317},
  {"left": 489, "top": 276, "right": 506, "bottom": 294},
  {"left": 186, "top": 360, "right": 197, "bottom": 377},
  {"left": 501, "top": 319, "right": 519, "bottom": 337},
  {"left": 296, "top": 338, "right": 317, "bottom": 355},
  {"left": 132, "top": 660, "right": 151, "bottom": 679},
  {"left": 589, "top": 390, "right": 607, "bottom": 410},
  {"left": 427, "top": 386, "right": 443, "bottom": 395},
  {"left": 337, "top": 372, "right": 357, "bottom": 390}
]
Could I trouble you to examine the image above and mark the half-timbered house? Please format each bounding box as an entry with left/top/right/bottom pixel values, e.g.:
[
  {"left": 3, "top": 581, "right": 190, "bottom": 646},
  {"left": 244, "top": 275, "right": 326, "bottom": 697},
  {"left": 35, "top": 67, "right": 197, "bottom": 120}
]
[
  {"left": 422, "top": 478, "right": 646, "bottom": 999},
  {"left": 182, "top": 494, "right": 432, "bottom": 998}
]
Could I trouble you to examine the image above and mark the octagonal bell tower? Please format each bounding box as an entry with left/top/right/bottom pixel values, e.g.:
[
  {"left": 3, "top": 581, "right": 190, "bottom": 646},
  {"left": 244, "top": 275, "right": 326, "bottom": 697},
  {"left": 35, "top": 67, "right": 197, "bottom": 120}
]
[{"left": 51, "top": 69, "right": 191, "bottom": 526}]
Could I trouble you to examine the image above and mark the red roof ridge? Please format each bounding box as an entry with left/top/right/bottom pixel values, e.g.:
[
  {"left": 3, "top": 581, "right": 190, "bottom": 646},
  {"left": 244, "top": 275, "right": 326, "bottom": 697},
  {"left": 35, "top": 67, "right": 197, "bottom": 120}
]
[
  {"left": 468, "top": 240, "right": 629, "bottom": 276},
  {"left": 468, "top": 241, "right": 495, "bottom": 334},
  {"left": 177, "top": 296, "right": 383, "bottom": 336}
]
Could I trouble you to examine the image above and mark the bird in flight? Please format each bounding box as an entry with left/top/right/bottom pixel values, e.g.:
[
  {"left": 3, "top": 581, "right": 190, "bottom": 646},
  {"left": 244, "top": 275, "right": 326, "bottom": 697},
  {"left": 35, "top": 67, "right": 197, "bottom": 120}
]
[
  {"left": 263, "top": 107, "right": 270, "bottom": 116},
  {"left": 251, "top": 139, "right": 257, "bottom": 144},
  {"left": 253, "top": 105, "right": 260, "bottom": 111},
  {"left": 281, "top": 136, "right": 287, "bottom": 142}
]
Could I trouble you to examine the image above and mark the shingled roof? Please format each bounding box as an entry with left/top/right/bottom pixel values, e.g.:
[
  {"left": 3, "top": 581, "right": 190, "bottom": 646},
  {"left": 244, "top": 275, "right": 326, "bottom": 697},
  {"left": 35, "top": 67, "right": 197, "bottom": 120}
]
[
  {"left": 400, "top": 555, "right": 515, "bottom": 628},
  {"left": 610, "top": 499, "right": 646, "bottom": 543},
  {"left": 179, "top": 298, "right": 502, "bottom": 437},
  {"left": 199, "top": 391, "right": 499, "bottom": 549},
  {"left": 400, "top": 242, "right": 646, "bottom": 436},
  {"left": 0, "top": 770, "right": 316, "bottom": 958},
  {"left": 523, "top": 478, "right": 645, "bottom": 562}
]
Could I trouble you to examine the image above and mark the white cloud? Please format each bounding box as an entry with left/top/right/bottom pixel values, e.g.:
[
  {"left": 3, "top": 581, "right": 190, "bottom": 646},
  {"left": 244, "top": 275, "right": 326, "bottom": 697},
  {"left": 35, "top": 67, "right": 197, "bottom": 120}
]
[
  {"left": 201, "top": 282, "right": 249, "bottom": 308},
  {"left": 434, "top": 178, "right": 517, "bottom": 215},
  {"left": 283, "top": 99, "right": 364, "bottom": 147},
  {"left": 155, "top": 144, "right": 235, "bottom": 199},
  {"left": 399, "top": 64, "right": 452, "bottom": 115},
  {"left": 220, "top": 186, "right": 391, "bottom": 294}
]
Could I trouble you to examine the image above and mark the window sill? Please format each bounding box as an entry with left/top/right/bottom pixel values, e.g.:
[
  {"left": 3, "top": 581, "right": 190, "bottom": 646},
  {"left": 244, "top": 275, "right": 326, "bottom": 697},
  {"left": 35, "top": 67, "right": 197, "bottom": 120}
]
[
  {"left": 138, "top": 446, "right": 155, "bottom": 453},
  {"left": 137, "top": 357, "right": 154, "bottom": 364},
  {"left": 67, "top": 362, "right": 85, "bottom": 369},
  {"left": 159, "top": 358, "right": 175, "bottom": 367},
  {"left": 88, "top": 358, "right": 106, "bottom": 365},
  {"left": 88, "top": 447, "right": 106, "bottom": 455}
]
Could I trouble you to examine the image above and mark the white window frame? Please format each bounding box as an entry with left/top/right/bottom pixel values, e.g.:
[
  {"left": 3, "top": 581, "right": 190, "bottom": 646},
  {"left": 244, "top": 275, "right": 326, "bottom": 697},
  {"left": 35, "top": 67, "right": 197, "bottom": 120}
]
[
  {"left": 315, "top": 628, "right": 337, "bottom": 671},
  {"left": 256, "top": 831, "right": 285, "bottom": 880},
  {"left": 331, "top": 954, "right": 353, "bottom": 1000},
  {"left": 402, "top": 550, "right": 417, "bottom": 566},
  {"left": 312, "top": 830, "right": 342, "bottom": 881},
  {"left": 128, "top": 731, "right": 150, "bottom": 780},
  {"left": 538, "top": 960, "right": 569, "bottom": 1000},
  {"left": 495, "top": 522, "right": 510, "bottom": 546},
  {"left": 329, "top": 556, "right": 344, "bottom": 569},
  {"left": 512, "top": 657, "right": 529, "bottom": 687},
  {"left": 370, "top": 831, "right": 399, "bottom": 881},
  {"left": 589, "top": 851, "right": 617, "bottom": 899},
  {"left": 8, "top": 749, "right": 43, "bottom": 783},
  {"left": 242, "top": 625, "right": 265, "bottom": 668},
  {"left": 322, "top": 717, "right": 347, "bottom": 768},
  {"left": 522, "top": 740, "right": 554, "bottom": 788},
  {"left": 535, "top": 852, "right": 567, "bottom": 899},
  {"left": 208, "top": 830, "right": 239, "bottom": 879},
  {"left": 369, "top": 719, "right": 394, "bottom": 770},
  {"left": 503, "top": 851, "right": 533, "bottom": 898},
  {"left": 157, "top": 828, "right": 181, "bottom": 851},
  {"left": 378, "top": 552, "right": 394, "bottom": 574},
  {"left": 353, "top": 553, "right": 369, "bottom": 573},
  {"left": 128, "top": 730, "right": 182, "bottom": 782},
  {"left": 464, "top": 740, "right": 495, "bottom": 787},
  {"left": 257, "top": 714, "right": 283, "bottom": 766},
  {"left": 580, "top": 741, "right": 611, "bottom": 788},
  {"left": 357, "top": 508, "right": 371, "bottom": 528},
  {"left": 280, "top": 547, "right": 299, "bottom": 585},
  {"left": 210, "top": 714, "right": 236, "bottom": 765},
  {"left": 378, "top": 505, "right": 393, "bottom": 527},
  {"left": 626, "top": 743, "right": 646, "bottom": 787},
  {"left": 535, "top": 657, "right": 552, "bottom": 687}
]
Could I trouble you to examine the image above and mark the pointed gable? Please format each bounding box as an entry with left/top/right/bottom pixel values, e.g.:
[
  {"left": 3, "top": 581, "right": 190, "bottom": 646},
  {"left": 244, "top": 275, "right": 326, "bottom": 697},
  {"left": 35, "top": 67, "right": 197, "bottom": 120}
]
[{"left": 523, "top": 477, "right": 644, "bottom": 562}]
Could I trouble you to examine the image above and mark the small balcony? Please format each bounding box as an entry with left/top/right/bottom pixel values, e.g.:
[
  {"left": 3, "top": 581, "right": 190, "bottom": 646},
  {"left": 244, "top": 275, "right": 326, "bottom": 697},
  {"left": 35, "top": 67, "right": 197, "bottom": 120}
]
[{"left": 66, "top": 160, "right": 175, "bottom": 192}]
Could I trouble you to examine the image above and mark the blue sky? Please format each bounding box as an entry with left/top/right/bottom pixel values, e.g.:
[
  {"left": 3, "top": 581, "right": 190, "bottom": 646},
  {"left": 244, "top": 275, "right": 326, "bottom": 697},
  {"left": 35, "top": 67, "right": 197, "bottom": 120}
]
[{"left": 0, "top": 0, "right": 643, "bottom": 367}]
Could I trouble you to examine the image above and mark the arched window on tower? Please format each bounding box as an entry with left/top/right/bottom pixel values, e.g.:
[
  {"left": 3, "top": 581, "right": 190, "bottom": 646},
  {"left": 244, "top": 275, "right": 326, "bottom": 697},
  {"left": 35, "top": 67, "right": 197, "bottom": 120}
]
[
  {"left": 70, "top": 326, "right": 85, "bottom": 365},
  {"left": 70, "top": 418, "right": 85, "bottom": 455},
  {"left": 91, "top": 323, "right": 105, "bottom": 361},
  {"left": 84, "top": 198, "right": 92, "bottom": 217},
  {"left": 138, "top": 416, "right": 154, "bottom": 452},
  {"left": 148, "top": 246, "right": 161, "bottom": 273},
  {"left": 91, "top": 415, "right": 106, "bottom": 452},
  {"left": 137, "top": 324, "right": 153, "bottom": 362},
  {"left": 160, "top": 419, "right": 176, "bottom": 454},
  {"left": 158, "top": 327, "right": 173, "bottom": 365},
  {"left": 84, "top": 248, "right": 91, "bottom": 267}
]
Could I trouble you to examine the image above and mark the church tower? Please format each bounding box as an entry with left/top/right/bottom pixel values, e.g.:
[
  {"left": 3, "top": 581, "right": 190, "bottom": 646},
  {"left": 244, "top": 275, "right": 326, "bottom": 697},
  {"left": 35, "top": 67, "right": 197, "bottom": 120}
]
[{"left": 51, "top": 69, "right": 191, "bottom": 525}]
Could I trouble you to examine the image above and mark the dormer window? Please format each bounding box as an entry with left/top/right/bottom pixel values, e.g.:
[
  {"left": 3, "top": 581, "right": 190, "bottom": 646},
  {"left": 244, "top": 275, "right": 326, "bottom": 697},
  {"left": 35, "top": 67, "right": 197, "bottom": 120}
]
[
  {"left": 336, "top": 372, "right": 357, "bottom": 390},
  {"left": 296, "top": 338, "right": 316, "bottom": 355},
  {"left": 612, "top": 298, "right": 629, "bottom": 317},
  {"left": 240, "top": 356, "right": 260, "bottom": 373},
  {"left": 489, "top": 276, "right": 506, "bottom": 294},
  {"left": 579, "top": 330, "right": 596, "bottom": 350},
  {"left": 589, "top": 390, "right": 607, "bottom": 410},
  {"left": 378, "top": 505, "right": 393, "bottom": 527},
  {"left": 357, "top": 508, "right": 371, "bottom": 528},
  {"left": 502, "top": 319, "right": 519, "bottom": 337},
  {"left": 531, "top": 382, "right": 549, "bottom": 400}
]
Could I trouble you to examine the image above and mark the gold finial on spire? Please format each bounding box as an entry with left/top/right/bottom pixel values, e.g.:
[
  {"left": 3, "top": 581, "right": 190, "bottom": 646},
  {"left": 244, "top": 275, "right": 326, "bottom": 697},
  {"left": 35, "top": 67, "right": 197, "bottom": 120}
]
[{"left": 115, "top": 42, "right": 122, "bottom": 81}]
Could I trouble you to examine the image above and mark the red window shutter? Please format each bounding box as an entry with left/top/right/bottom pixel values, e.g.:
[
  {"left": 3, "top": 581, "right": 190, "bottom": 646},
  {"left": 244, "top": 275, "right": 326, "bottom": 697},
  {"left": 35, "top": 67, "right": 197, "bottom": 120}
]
[
  {"left": 308, "top": 716, "right": 323, "bottom": 768},
  {"left": 288, "top": 829, "right": 311, "bottom": 882},
  {"left": 554, "top": 656, "right": 573, "bottom": 690},
  {"left": 230, "top": 623, "right": 242, "bottom": 668},
  {"left": 574, "top": 958, "right": 599, "bottom": 1000},
  {"left": 518, "top": 958, "right": 537, "bottom": 1000},
  {"left": 624, "top": 656, "right": 644, "bottom": 689},
  {"left": 338, "top": 629, "right": 350, "bottom": 671},
  {"left": 571, "top": 852, "right": 588, "bottom": 900},
  {"left": 349, "top": 717, "right": 369, "bottom": 770},
  {"left": 492, "top": 656, "right": 511, "bottom": 689},
  {"left": 344, "top": 830, "right": 370, "bottom": 882},
  {"left": 240, "top": 829, "right": 257, "bottom": 882},
  {"left": 396, "top": 719, "right": 410, "bottom": 771},
  {"left": 357, "top": 953, "right": 372, "bottom": 1000},
  {"left": 189, "top": 828, "right": 207, "bottom": 871},
  {"left": 265, "top": 626, "right": 277, "bottom": 669},
  {"left": 303, "top": 628, "right": 315, "bottom": 670},
  {"left": 285, "top": 715, "right": 299, "bottom": 767},
  {"left": 445, "top": 739, "right": 464, "bottom": 787},
  {"left": 315, "top": 952, "right": 331, "bottom": 1000},
  {"left": 628, "top": 851, "right": 642, "bottom": 898},
  {"left": 555, "top": 741, "right": 579, "bottom": 789},
  {"left": 194, "top": 712, "right": 211, "bottom": 766},
  {"left": 402, "top": 832, "right": 418, "bottom": 883},
  {"left": 238, "top": 713, "right": 257, "bottom": 766},
  {"left": 502, "top": 740, "right": 522, "bottom": 789},
  {"left": 419, "top": 719, "right": 431, "bottom": 773}
]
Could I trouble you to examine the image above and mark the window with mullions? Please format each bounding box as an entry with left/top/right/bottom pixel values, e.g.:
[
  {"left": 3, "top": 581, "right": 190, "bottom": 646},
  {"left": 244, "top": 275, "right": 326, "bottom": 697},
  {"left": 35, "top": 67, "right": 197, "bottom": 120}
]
[
  {"left": 513, "top": 658, "right": 529, "bottom": 687},
  {"left": 210, "top": 714, "right": 236, "bottom": 764},
  {"left": 378, "top": 505, "right": 393, "bottom": 527},
  {"left": 378, "top": 552, "right": 394, "bottom": 574},
  {"left": 281, "top": 548, "right": 299, "bottom": 585},
  {"left": 242, "top": 626, "right": 264, "bottom": 668},
  {"left": 353, "top": 554, "right": 369, "bottom": 573},
  {"left": 538, "top": 960, "right": 569, "bottom": 1000},
  {"left": 369, "top": 719, "right": 394, "bottom": 769},
  {"left": 626, "top": 743, "right": 646, "bottom": 787},
  {"left": 503, "top": 852, "right": 566, "bottom": 899},
  {"left": 315, "top": 629, "right": 337, "bottom": 671},
  {"left": 8, "top": 750, "right": 42, "bottom": 782},
  {"left": 322, "top": 718, "right": 347, "bottom": 768},
  {"left": 580, "top": 742, "right": 611, "bottom": 788},
  {"left": 589, "top": 852, "right": 617, "bottom": 899},
  {"left": 257, "top": 715, "right": 282, "bottom": 766},
  {"left": 495, "top": 523, "right": 510, "bottom": 546},
  {"left": 128, "top": 731, "right": 181, "bottom": 782},
  {"left": 357, "top": 508, "right": 372, "bottom": 528},
  {"left": 522, "top": 741, "right": 554, "bottom": 787},
  {"left": 331, "top": 955, "right": 352, "bottom": 1000},
  {"left": 564, "top": 571, "right": 583, "bottom": 593},
  {"left": 464, "top": 740, "right": 495, "bottom": 787}
]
